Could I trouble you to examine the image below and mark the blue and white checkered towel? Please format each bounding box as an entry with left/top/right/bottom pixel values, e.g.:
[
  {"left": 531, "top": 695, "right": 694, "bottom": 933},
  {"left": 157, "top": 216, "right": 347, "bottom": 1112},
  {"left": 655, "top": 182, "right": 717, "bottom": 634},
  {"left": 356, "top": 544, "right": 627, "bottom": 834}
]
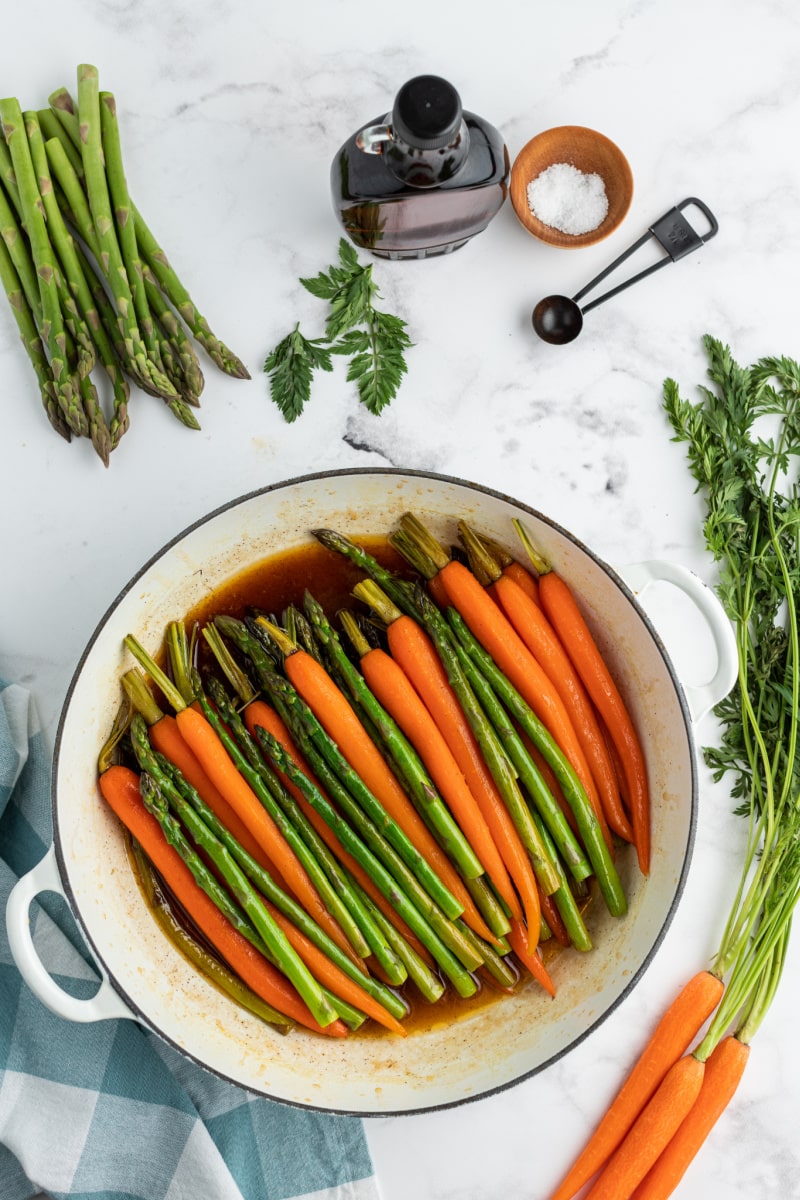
[{"left": 0, "top": 678, "right": 380, "bottom": 1200}]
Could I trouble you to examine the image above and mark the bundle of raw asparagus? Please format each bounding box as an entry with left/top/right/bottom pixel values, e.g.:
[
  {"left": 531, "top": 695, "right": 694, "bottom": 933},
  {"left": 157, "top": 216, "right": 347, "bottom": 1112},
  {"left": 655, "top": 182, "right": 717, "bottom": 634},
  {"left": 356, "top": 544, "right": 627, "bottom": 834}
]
[{"left": 0, "top": 64, "right": 249, "bottom": 465}]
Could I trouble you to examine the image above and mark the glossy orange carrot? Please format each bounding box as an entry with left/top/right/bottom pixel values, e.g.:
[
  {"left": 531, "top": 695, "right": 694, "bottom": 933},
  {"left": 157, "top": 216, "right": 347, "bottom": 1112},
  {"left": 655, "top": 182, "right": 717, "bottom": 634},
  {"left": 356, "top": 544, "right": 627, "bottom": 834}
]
[
  {"left": 174, "top": 704, "right": 356, "bottom": 959},
  {"left": 438, "top": 559, "right": 605, "bottom": 825},
  {"left": 507, "top": 918, "right": 554, "bottom": 997},
  {"left": 548, "top": 971, "right": 724, "bottom": 1200},
  {"left": 262, "top": 897, "right": 407, "bottom": 1035},
  {"left": 494, "top": 573, "right": 634, "bottom": 844},
  {"left": 538, "top": 883, "right": 570, "bottom": 947},
  {"left": 538, "top": 568, "right": 651, "bottom": 873},
  {"left": 502, "top": 560, "right": 540, "bottom": 605},
  {"left": 632, "top": 1036, "right": 750, "bottom": 1200},
  {"left": 149, "top": 713, "right": 290, "bottom": 889},
  {"left": 358, "top": 644, "right": 518, "bottom": 913},
  {"left": 385, "top": 613, "right": 546, "bottom": 935},
  {"left": 243, "top": 699, "right": 435, "bottom": 968},
  {"left": 584, "top": 1055, "right": 706, "bottom": 1200},
  {"left": 98, "top": 764, "right": 347, "bottom": 1037},
  {"left": 281, "top": 646, "right": 495, "bottom": 941}
]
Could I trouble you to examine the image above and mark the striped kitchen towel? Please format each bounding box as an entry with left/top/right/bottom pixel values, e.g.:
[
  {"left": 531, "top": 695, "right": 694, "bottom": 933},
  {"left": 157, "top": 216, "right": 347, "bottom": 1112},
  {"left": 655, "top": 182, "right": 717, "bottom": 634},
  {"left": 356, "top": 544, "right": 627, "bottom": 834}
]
[{"left": 0, "top": 678, "right": 380, "bottom": 1200}]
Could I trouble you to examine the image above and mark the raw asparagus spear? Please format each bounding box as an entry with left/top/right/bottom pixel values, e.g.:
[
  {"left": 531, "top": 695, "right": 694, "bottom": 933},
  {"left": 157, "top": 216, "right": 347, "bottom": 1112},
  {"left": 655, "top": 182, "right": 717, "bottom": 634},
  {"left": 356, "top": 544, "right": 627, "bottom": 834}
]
[
  {"left": 0, "top": 234, "right": 69, "bottom": 439},
  {"left": 76, "top": 65, "right": 176, "bottom": 402},
  {"left": 0, "top": 96, "right": 84, "bottom": 436},
  {"left": 50, "top": 83, "right": 250, "bottom": 379}
]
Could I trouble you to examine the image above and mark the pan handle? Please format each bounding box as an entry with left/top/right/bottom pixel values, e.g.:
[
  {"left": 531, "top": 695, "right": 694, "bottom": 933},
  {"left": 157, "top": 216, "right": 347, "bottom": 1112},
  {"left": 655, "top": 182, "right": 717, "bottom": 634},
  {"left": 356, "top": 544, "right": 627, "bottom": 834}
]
[
  {"left": 6, "top": 845, "right": 135, "bottom": 1024},
  {"left": 616, "top": 559, "right": 738, "bottom": 723}
]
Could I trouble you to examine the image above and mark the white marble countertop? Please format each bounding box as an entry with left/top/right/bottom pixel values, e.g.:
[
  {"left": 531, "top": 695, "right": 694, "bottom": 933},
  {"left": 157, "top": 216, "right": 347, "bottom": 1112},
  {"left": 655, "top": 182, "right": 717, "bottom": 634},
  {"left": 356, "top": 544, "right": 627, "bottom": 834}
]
[{"left": 3, "top": 1, "right": 800, "bottom": 1196}]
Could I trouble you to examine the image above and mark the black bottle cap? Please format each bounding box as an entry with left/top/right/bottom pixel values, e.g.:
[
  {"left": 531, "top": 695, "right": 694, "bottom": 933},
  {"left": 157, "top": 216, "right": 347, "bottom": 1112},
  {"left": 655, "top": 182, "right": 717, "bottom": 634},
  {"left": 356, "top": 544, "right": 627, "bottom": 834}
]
[{"left": 391, "top": 76, "right": 463, "bottom": 150}]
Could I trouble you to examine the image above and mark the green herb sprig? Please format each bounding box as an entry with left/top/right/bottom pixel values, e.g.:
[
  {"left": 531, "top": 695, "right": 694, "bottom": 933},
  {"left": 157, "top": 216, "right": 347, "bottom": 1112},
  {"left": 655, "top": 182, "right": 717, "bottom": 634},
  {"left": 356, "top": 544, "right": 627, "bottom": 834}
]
[
  {"left": 664, "top": 334, "right": 800, "bottom": 1050},
  {"left": 264, "top": 239, "right": 412, "bottom": 423}
]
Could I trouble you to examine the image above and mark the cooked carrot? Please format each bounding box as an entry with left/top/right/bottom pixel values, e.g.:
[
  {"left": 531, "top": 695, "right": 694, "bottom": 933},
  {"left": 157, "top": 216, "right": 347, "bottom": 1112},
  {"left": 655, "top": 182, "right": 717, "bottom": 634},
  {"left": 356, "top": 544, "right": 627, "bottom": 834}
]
[
  {"left": 502, "top": 560, "right": 540, "bottom": 605},
  {"left": 358, "top": 644, "right": 518, "bottom": 914},
  {"left": 281, "top": 645, "right": 495, "bottom": 941},
  {"left": 538, "top": 883, "right": 570, "bottom": 947},
  {"left": 632, "top": 1037, "right": 750, "bottom": 1200},
  {"left": 385, "top": 613, "right": 547, "bottom": 936},
  {"left": 243, "top": 699, "right": 436, "bottom": 968},
  {"left": 538, "top": 568, "right": 651, "bottom": 873},
  {"left": 174, "top": 704, "right": 356, "bottom": 959},
  {"left": 494, "top": 574, "right": 634, "bottom": 844},
  {"left": 584, "top": 1055, "right": 706, "bottom": 1199},
  {"left": 427, "top": 571, "right": 450, "bottom": 608},
  {"left": 98, "top": 764, "right": 346, "bottom": 1037},
  {"left": 438, "top": 559, "right": 606, "bottom": 828},
  {"left": 548, "top": 970, "right": 724, "bottom": 1200},
  {"left": 262, "top": 897, "right": 407, "bottom": 1035},
  {"left": 149, "top": 713, "right": 290, "bottom": 890},
  {"left": 507, "top": 918, "right": 554, "bottom": 997}
]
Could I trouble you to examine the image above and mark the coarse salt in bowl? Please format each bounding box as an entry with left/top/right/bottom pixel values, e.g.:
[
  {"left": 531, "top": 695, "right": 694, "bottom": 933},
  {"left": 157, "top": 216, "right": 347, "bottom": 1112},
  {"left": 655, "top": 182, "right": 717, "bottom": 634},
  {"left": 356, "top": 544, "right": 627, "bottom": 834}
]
[{"left": 510, "top": 126, "right": 633, "bottom": 248}]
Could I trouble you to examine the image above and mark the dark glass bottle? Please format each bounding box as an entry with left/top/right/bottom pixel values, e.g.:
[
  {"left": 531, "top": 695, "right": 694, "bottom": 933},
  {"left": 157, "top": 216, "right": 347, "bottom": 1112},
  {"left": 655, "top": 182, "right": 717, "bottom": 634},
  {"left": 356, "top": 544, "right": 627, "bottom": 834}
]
[{"left": 331, "top": 75, "right": 509, "bottom": 260}]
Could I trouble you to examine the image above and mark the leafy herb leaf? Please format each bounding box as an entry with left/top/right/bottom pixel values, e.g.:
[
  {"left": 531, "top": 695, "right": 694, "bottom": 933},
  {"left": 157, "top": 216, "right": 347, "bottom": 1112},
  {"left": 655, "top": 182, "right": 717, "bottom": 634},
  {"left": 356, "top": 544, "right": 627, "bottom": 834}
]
[
  {"left": 262, "top": 324, "right": 334, "bottom": 423},
  {"left": 344, "top": 309, "right": 413, "bottom": 415},
  {"left": 264, "top": 239, "right": 413, "bottom": 421}
]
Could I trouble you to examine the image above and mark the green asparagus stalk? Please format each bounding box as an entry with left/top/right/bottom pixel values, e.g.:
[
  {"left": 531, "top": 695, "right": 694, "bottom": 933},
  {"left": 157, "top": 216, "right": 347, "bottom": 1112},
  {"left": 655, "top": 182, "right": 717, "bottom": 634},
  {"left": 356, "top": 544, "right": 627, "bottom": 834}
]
[
  {"left": 312, "top": 527, "right": 420, "bottom": 616},
  {"left": 463, "top": 873, "right": 513, "bottom": 940},
  {"left": 302, "top": 594, "right": 486, "bottom": 882},
  {"left": 0, "top": 96, "right": 85, "bottom": 436},
  {"left": 255, "top": 623, "right": 468, "bottom": 921},
  {"left": 0, "top": 233, "right": 69, "bottom": 439},
  {"left": 50, "top": 83, "right": 250, "bottom": 380},
  {"left": 258, "top": 672, "right": 485, "bottom": 973},
  {"left": 446, "top": 607, "right": 627, "bottom": 918},
  {"left": 45, "top": 97, "right": 205, "bottom": 402},
  {"left": 412, "top": 585, "right": 561, "bottom": 896},
  {"left": 137, "top": 767, "right": 340, "bottom": 1028},
  {"left": 347, "top": 876, "right": 445, "bottom": 1003},
  {"left": 75, "top": 65, "right": 177, "bottom": 403},
  {"left": 203, "top": 673, "right": 408, "bottom": 980},
  {"left": 45, "top": 134, "right": 200, "bottom": 430},
  {"left": 184, "top": 689, "right": 374, "bottom": 968},
  {"left": 25, "top": 110, "right": 115, "bottom": 463},
  {"left": 130, "top": 840, "right": 294, "bottom": 1033},
  {"left": 256, "top": 718, "right": 478, "bottom": 998},
  {"left": 99, "top": 91, "right": 168, "bottom": 384},
  {"left": 444, "top": 612, "right": 592, "bottom": 883},
  {"left": 131, "top": 718, "right": 407, "bottom": 1021}
]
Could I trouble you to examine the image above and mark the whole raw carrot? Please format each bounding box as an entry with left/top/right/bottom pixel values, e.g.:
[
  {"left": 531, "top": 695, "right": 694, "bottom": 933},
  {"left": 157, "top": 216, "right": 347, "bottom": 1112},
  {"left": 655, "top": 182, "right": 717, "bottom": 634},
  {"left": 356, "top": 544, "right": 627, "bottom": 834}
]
[
  {"left": 537, "top": 568, "right": 651, "bottom": 873},
  {"left": 357, "top": 642, "right": 517, "bottom": 913},
  {"left": 494, "top": 573, "right": 634, "bottom": 844},
  {"left": 174, "top": 704, "right": 356, "bottom": 958},
  {"left": 437, "top": 559, "right": 604, "bottom": 827},
  {"left": 548, "top": 970, "right": 724, "bottom": 1200},
  {"left": 280, "top": 643, "right": 494, "bottom": 940},
  {"left": 631, "top": 1037, "right": 750, "bottom": 1200},
  {"left": 98, "top": 764, "right": 346, "bottom": 1037},
  {"left": 584, "top": 1055, "right": 706, "bottom": 1200}
]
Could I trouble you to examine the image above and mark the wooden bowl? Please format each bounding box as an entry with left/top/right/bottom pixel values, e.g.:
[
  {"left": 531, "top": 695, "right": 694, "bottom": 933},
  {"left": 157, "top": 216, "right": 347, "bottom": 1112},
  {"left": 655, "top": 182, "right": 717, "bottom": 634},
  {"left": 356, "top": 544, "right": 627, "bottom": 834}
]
[{"left": 510, "top": 125, "right": 633, "bottom": 248}]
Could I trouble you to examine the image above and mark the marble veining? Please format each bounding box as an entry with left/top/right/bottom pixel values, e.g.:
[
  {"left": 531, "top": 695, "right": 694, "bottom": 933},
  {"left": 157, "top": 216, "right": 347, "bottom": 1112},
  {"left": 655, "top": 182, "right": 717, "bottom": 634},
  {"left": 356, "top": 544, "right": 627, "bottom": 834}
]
[{"left": 3, "top": 1, "right": 800, "bottom": 1197}]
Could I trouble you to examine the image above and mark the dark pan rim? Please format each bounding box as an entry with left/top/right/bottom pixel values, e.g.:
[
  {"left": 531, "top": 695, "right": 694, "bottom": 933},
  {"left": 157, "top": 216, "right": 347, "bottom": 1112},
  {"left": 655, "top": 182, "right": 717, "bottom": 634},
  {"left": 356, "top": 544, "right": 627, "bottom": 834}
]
[{"left": 51, "top": 466, "right": 699, "bottom": 1118}]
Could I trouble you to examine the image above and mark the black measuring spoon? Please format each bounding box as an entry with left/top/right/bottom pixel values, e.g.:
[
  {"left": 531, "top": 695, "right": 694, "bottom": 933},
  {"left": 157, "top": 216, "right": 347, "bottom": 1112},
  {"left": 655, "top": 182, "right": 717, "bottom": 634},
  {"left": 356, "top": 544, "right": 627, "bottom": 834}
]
[{"left": 532, "top": 197, "right": 719, "bottom": 345}]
